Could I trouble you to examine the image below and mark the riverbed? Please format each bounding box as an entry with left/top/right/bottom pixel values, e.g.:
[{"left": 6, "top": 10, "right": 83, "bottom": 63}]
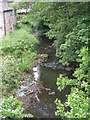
[{"left": 17, "top": 37, "right": 71, "bottom": 118}]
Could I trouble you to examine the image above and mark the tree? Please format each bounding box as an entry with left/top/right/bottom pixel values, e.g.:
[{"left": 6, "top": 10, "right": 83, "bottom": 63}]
[{"left": 28, "top": 2, "right": 90, "bottom": 118}]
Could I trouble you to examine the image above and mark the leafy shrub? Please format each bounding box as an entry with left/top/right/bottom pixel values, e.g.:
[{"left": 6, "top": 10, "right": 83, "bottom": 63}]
[
  {"left": 1, "top": 28, "right": 39, "bottom": 57},
  {"left": 55, "top": 87, "right": 89, "bottom": 118},
  {"left": 0, "top": 96, "right": 33, "bottom": 119},
  {"left": 56, "top": 22, "right": 89, "bottom": 65},
  {"left": 2, "top": 56, "right": 21, "bottom": 95},
  {"left": 1, "top": 28, "right": 39, "bottom": 96},
  {"left": 55, "top": 47, "right": 90, "bottom": 118}
]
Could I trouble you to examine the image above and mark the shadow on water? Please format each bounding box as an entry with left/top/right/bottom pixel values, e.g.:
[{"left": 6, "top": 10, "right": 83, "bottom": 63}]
[{"left": 17, "top": 37, "right": 71, "bottom": 118}]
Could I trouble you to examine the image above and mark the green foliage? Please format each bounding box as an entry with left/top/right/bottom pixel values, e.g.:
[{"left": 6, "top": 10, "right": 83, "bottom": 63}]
[
  {"left": 0, "top": 96, "right": 33, "bottom": 119},
  {"left": 2, "top": 56, "right": 21, "bottom": 95},
  {"left": 1, "top": 29, "right": 38, "bottom": 57},
  {"left": 1, "top": 28, "right": 38, "bottom": 71},
  {"left": 19, "top": 50, "right": 36, "bottom": 72},
  {"left": 73, "top": 47, "right": 90, "bottom": 94},
  {"left": 1, "top": 28, "right": 37, "bottom": 119},
  {"left": 29, "top": 2, "right": 89, "bottom": 65},
  {"left": 1, "top": 28, "right": 39, "bottom": 95},
  {"left": 55, "top": 99, "right": 65, "bottom": 118},
  {"left": 56, "top": 75, "right": 77, "bottom": 92},
  {"left": 55, "top": 47, "right": 90, "bottom": 118},
  {"left": 16, "top": 13, "right": 32, "bottom": 29},
  {"left": 56, "top": 22, "right": 89, "bottom": 65},
  {"left": 55, "top": 87, "right": 89, "bottom": 118},
  {"left": 65, "top": 87, "right": 89, "bottom": 118},
  {"left": 4, "top": 2, "right": 90, "bottom": 119},
  {"left": 28, "top": 3, "right": 57, "bottom": 37}
]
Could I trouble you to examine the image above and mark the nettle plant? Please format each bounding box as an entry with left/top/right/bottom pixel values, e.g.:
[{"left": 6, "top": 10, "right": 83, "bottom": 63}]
[{"left": 0, "top": 96, "right": 33, "bottom": 119}]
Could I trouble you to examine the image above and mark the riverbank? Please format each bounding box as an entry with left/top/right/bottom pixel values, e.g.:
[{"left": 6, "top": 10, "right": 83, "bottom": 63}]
[{"left": 17, "top": 36, "right": 72, "bottom": 118}]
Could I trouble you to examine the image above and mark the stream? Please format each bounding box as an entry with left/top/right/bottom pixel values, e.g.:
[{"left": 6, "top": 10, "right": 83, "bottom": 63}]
[{"left": 17, "top": 37, "right": 72, "bottom": 118}]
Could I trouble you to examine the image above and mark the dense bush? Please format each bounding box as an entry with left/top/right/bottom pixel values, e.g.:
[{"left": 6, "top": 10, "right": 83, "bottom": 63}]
[
  {"left": 0, "top": 96, "right": 33, "bottom": 119},
  {"left": 2, "top": 56, "right": 21, "bottom": 95},
  {"left": 55, "top": 47, "right": 90, "bottom": 118},
  {"left": 56, "top": 22, "right": 89, "bottom": 65},
  {"left": 55, "top": 87, "right": 89, "bottom": 118},
  {"left": 1, "top": 29, "right": 38, "bottom": 57},
  {"left": 1, "top": 28, "right": 39, "bottom": 96}
]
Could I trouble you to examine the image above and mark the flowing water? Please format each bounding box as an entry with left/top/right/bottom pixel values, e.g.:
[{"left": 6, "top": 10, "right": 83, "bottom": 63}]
[{"left": 17, "top": 37, "right": 72, "bottom": 118}]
